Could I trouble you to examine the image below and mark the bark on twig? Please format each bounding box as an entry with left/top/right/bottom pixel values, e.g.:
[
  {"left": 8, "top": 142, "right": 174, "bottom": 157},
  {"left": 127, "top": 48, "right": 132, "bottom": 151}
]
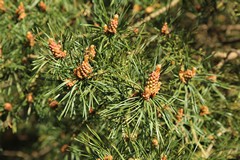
[
  {"left": 213, "top": 49, "right": 240, "bottom": 69},
  {"left": 131, "top": 0, "right": 181, "bottom": 28},
  {"left": 2, "top": 146, "right": 52, "bottom": 160}
]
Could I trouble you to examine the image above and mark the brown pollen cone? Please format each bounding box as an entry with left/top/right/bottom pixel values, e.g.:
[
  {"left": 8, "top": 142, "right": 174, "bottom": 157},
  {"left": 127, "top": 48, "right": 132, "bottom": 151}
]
[
  {"left": 206, "top": 75, "right": 217, "bottom": 82},
  {"left": 16, "top": 2, "right": 26, "bottom": 20},
  {"left": 133, "top": 4, "right": 141, "bottom": 13},
  {"left": 161, "top": 155, "right": 167, "bottom": 160},
  {"left": 39, "top": 1, "right": 47, "bottom": 12},
  {"left": 26, "top": 31, "right": 35, "bottom": 47},
  {"left": 26, "top": 93, "right": 33, "bottom": 103},
  {"left": 161, "top": 22, "right": 170, "bottom": 35},
  {"left": 152, "top": 138, "right": 159, "bottom": 146},
  {"left": 142, "top": 64, "right": 162, "bottom": 100},
  {"left": 145, "top": 6, "right": 154, "bottom": 14},
  {"left": 84, "top": 45, "right": 96, "bottom": 59},
  {"left": 48, "top": 38, "right": 67, "bottom": 58},
  {"left": 74, "top": 56, "right": 93, "bottom": 79},
  {"left": 176, "top": 108, "right": 184, "bottom": 122},
  {"left": 104, "top": 14, "right": 119, "bottom": 34},
  {"left": 49, "top": 100, "right": 59, "bottom": 109},
  {"left": 89, "top": 107, "right": 95, "bottom": 114},
  {"left": 0, "top": 0, "right": 6, "bottom": 12},
  {"left": 200, "top": 105, "right": 210, "bottom": 116},
  {"left": 179, "top": 67, "right": 196, "bottom": 84},
  {"left": 104, "top": 155, "right": 113, "bottom": 160},
  {"left": 60, "top": 144, "right": 68, "bottom": 153},
  {"left": 4, "top": 103, "right": 13, "bottom": 111},
  {"left": 65, "top": 79, "right": 76, "bottom": 88}
]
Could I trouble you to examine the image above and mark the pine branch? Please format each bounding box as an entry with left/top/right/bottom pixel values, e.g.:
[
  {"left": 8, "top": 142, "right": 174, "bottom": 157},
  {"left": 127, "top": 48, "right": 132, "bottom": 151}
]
[{"left": 131, "top": 0, "right": 181, "bottom": 28}]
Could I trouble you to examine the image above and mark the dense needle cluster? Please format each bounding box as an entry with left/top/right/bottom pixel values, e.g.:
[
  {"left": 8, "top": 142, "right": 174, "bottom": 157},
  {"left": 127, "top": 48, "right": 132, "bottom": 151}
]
[
  {"left": 142, "top": 64, "right": 162, "bottom": 100},
  {"left": 104, "top": 14, "right": 119, "bottom": 34},
  {"left": 48, "top": 38, "right": 67, "bottom": 58},
  {"left": 16, "top": 2, "right": 26, "bottom": 20},
  {"left": 179, "top": 67, "right": 197, "bottom": 84}
]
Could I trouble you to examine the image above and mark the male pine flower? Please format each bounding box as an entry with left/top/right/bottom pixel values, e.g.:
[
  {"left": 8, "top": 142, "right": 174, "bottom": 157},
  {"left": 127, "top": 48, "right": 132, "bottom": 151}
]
[
  {"left": 176, "top": 108, "right": 184, "bottom": 122},
  {"left": 38, "top": 1, "right": 47, "bottom": 12},
  {"left": 200, "top": 105, "right": 210, "bottom": 116},
  {"left": 179, "top": 67, "right": 196, "bottom": 84},
  {"left": 26, "top": 31, "right": 35, "bottom": 47},
  {"left": 48, "top": 99, "right": 58, "bottom": 109},
  {"left": 16, "top": 2, "right": 26, "bottom": 20},
  {"left": 48, "top": 38, "right": 67, "bottom": 58},
  {"left": 26, "top": 93, "right": 33, "bottom": 103},
  {"left": 84, "top": 45, "right": 96, "bottom": 59},
  {"left": 161, "top": 22, "right": 170, "bottom": 35},
  {"left": 74, "top": 56, "right": 93, "bottom": 79},
  {"left": 4, "top": 103, "right": 13, "bottom": 111},
  {"left": 103, "top": 155, "right": 113, "bottom": 160},
  {"left": 0, "top": 0, "right": 6, "bottom": 12},
  {"left": 142, "top": 64, "right": 162, "bottom": 100},
  {"left": 104, "top": 14, "right": 119, "bottom": 34},
  {"left": 65, "top": 79, "right": 77, "bottom": 88}
]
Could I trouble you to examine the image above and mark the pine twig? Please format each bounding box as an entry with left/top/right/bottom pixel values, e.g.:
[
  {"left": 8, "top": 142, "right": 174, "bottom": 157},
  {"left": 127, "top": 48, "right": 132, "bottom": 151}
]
[
  {"left": 205, "top": 128, "right": 231, "bottom": 157},
  {"left": 191, "top": 126, "right": 208, "bottom": 158},
  {"left": 2, "top": 146, "right": 53, "bottom": 160},
  {"left": 2, "top": 150, "right": 31, "bottom": 160},
  {"left": 213, "top": 49, "right": 240, "bottom": 69},
  {"left": 219, "top": 24, "right": 240, "bottom": 31},
  {"left": 131, "top": 0, "right": 181, "bottom": 28}
]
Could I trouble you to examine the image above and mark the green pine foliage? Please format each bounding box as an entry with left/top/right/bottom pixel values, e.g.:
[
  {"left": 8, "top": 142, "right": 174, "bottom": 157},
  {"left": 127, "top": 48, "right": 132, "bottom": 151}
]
[{"left": 1, "top": 0, "right": 239, "bottom": 159}]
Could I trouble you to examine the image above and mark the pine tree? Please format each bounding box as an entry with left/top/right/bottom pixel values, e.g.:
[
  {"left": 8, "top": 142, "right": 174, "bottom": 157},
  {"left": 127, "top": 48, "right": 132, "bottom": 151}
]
[{"left": 1, "top": 0, "right": 240, "bottom": 159}]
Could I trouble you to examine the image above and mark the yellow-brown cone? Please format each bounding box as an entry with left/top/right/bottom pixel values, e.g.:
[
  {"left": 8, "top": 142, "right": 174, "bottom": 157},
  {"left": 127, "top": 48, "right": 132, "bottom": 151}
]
[{"left": 143, "top": 64, "right": 162, "bottom": 100}]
